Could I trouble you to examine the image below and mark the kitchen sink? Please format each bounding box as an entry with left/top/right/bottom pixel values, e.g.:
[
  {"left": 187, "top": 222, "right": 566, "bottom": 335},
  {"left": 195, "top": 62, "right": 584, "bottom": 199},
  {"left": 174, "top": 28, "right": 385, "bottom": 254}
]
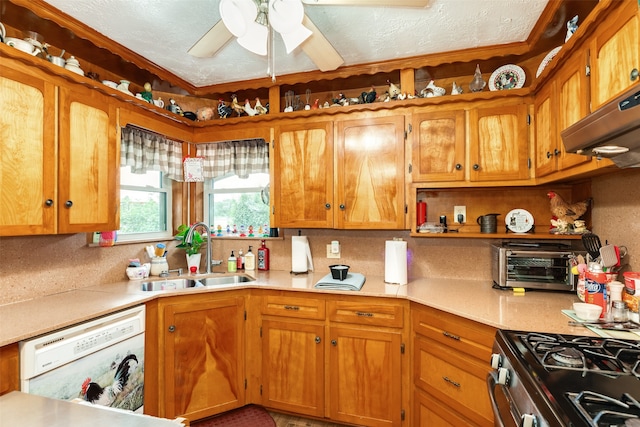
[{"left": 140, "top": 274, "right": 255, "bottom": 291}]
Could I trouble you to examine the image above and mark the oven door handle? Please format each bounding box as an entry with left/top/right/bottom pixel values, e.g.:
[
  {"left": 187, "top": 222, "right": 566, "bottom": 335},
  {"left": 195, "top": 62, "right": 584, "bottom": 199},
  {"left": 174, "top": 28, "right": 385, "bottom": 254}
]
[{"left": 487, "top": 371, "right": 508, "bottom": 427}]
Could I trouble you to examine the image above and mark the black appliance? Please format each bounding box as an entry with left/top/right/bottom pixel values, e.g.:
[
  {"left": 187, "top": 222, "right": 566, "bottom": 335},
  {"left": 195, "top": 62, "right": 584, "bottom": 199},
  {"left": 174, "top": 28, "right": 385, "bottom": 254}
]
[{"left": 488, "top": 329, "right": 640, "bottom": 427}]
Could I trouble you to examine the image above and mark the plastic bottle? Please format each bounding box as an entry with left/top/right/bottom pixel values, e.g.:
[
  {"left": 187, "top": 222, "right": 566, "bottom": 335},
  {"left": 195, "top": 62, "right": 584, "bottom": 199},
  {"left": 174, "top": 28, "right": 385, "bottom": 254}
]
[
  {"left": 257, "top": 240, "right": 270, "bottom": 271},
  {"left": 237, "top": 249, "right": 244, "bottom": 270},
  {"left": 244, "top": 246, "right": 256, "bottom": 271},
  {"left": 228, "top": 251, "right": 237, "bottom": 273}
]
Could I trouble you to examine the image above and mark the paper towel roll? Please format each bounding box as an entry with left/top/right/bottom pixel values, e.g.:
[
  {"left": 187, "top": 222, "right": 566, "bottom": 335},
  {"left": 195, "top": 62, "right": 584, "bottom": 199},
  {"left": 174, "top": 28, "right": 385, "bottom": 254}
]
[
  {"left": 292, "top": 236, "right": 314, "bottom": 273},
  {"left": 385, "top": 239, "right": 407, "bottom": 285}
]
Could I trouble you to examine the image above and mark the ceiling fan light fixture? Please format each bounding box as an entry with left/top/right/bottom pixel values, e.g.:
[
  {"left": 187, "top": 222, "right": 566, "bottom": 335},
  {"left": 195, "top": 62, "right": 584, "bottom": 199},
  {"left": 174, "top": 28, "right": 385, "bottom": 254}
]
[
  {"left": 269, "top": 0, "right": 310, "bottom": 53},
  {"left": 280, "top": 25, "right": 312, "bottom": 53},
  {"left": 219, "top": 0, "right": 257, "bottom": 38}
]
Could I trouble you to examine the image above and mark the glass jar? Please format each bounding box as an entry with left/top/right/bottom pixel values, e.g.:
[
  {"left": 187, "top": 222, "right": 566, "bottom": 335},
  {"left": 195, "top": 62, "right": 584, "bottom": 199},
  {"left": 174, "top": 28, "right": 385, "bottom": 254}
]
[{"left": 612, "top": 300, "right": 628, "bottom": 322}]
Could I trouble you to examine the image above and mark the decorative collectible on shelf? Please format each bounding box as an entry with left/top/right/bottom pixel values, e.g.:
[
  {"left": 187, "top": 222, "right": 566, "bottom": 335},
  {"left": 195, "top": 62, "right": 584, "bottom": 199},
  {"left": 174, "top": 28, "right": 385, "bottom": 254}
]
[{"left": 547, "top": 191, "right": 592, "bottom": 234}]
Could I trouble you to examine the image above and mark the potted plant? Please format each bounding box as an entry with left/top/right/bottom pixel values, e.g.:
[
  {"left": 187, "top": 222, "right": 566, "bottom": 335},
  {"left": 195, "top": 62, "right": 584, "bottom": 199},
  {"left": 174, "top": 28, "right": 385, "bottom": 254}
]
[{"left": 175, "top": 224, "right": 204, "bottom": 273}]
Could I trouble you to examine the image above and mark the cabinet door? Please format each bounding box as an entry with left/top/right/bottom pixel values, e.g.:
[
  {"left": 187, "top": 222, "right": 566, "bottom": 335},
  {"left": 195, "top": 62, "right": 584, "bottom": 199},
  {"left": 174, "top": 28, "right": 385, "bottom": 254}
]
[
  {"left": 556, "top": 50, "right": 593, "bottom": 171},
  {"left": 591, "top": 3, "right": 640, "bottom": 109},
  {"left": 336, "top": 115, "right": 406, "bottom": 229},
  {"left": 58, "top": 86, "right": 119, "bottom": 233},
  {"left": 328, "top": 326, "right": 403, "bottom": 426},
  {"left": 273, "top": 122, "right": 334, "bottom": 228},
  {"left": 261, "top": 319, "right": 324, "bottom": 417},
  {"left": 163, "top": 296, "right": 245, "bottom": 420},
  {"left": 533, "top": 81, "right": 557, "bottom": 177},
  {"left": 411, "top": 110, "right": 465, "bottom": 182},
  {"left": 0, "top": 65, "right": 57, "bottom": 235},
  {"left": 469, "top": 103, "right": 530, "bottom": 182},
  {"left": 0, "top": 344, "right": 19, "bottom": 396}
]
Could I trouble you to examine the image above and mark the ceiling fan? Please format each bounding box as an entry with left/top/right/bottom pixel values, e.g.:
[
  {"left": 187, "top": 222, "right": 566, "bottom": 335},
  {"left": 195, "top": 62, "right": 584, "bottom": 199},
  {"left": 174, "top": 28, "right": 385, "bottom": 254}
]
[{"left": 188, "top": 0, "right": 430, "bottom": 73}]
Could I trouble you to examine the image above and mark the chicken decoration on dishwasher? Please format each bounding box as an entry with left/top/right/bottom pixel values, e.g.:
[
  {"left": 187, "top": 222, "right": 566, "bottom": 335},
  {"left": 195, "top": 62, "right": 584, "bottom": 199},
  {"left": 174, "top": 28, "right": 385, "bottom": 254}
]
[{"left": 81, "top": 354, "right": 138, "bottom": 406}]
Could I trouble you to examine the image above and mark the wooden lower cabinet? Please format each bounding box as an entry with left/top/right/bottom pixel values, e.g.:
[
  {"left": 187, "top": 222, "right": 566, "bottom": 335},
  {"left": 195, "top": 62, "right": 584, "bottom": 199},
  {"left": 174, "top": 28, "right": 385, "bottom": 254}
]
[
  {"left": 412, "top": 304, "right": 496, "bottom": 427},
  {"left": 0, "top": 344, "right": 19, "bottom": 396},
  {"left": 146, "top": 293, "right": 246, "bottom": 421}
]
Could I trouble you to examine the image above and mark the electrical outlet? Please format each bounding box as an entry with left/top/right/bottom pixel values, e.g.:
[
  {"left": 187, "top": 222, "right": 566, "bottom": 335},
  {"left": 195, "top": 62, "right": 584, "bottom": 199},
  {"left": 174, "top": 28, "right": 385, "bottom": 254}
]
[
  {"left": 454, "top": 206, "right": 467, "bottom": 223},
  {"left": 326, "top": 244, "right": 340, "bottom": 259}
]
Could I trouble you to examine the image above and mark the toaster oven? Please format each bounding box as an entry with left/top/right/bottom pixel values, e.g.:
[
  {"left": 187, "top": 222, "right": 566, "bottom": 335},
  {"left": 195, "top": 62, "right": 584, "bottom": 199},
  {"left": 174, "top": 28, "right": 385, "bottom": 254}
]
[{"left": 491, "top": 242, "right": 581, "bottom": 291}]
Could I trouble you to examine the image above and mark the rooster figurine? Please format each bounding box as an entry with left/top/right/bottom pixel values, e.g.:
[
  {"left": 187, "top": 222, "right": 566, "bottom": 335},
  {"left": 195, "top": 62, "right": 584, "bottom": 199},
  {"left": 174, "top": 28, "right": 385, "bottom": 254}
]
[
  {"left": 547, "top": 191, "right": 591, "bottom": 224},
  {"left": 244, "top": 99, "right": 257, "bottom": 116},
  {"left": 217, "top": 99, "right": 233, "bottom": 119},
  {"left": 230, "top": 94, "right": 245, "bottom": 117},
  {"left": 254, "top": 97, "right": 268, "bottom": 115},
  {"left": 360, "top": 86, "right": 377, "bottom": 104}
]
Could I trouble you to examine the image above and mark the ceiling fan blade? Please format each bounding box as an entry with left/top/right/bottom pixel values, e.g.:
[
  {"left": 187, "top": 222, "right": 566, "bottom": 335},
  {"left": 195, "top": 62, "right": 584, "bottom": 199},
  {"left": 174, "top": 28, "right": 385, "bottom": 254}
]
[
  {"left": 300, "top": 14, "right": 344, "bottom": 71},
  {"left": 301, "top": 0, "right": 430, "bottom": 6},
  {"left": 188, "top": 20, "right": 234, "bottom": 57}
]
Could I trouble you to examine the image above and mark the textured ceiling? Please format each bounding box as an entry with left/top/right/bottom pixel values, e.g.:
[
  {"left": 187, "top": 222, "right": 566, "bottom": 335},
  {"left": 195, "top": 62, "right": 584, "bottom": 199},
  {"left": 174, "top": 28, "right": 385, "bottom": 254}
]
[{"left": 41, "top": 0, "right": 550, "bottom": 87}]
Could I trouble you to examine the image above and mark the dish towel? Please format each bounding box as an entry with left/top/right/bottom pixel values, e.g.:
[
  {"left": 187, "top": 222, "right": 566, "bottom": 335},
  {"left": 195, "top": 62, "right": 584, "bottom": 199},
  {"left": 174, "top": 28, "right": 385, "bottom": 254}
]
[{"left": 314, "top": 273, "right": 366, "bottom": 291}]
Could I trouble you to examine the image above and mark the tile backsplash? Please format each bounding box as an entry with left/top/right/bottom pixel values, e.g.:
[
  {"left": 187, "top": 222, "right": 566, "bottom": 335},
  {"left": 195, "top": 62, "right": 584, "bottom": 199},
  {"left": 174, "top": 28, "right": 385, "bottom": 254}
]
[{"left": 1, "top": 168, "right": 638, "bottom": 306}]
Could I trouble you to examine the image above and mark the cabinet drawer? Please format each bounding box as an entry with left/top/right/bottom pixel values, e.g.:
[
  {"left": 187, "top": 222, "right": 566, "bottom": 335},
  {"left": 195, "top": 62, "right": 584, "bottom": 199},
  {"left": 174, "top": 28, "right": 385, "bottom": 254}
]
[
  {"left": 328, "top": 300, "right": 403, "bottom": 328},
  {"left": 414, "top": 337, "right": 493, "bottom": 426},
  {"left": 262, "top": 295, "right": 325, "bottom": 320},
  {"left": 412, "top": 305, "right": 495, "bottom": 361}
]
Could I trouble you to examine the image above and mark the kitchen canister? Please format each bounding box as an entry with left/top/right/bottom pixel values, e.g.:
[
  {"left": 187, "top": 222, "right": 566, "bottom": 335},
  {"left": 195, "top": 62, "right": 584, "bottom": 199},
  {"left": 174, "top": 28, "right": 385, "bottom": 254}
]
[{"left": 385, "top": 238, "right": 407, "bottom": 285}]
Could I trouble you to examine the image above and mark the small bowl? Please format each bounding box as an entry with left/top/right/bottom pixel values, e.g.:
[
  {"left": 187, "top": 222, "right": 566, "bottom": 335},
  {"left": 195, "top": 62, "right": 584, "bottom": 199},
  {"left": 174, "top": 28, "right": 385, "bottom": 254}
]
[
  {"left": 126, "top": 266, "right": 149, "bottom": 280},
  {"left": 330, "top": 265, "right": 350, "bottom": 281},
  {"left": 573, "top": 302, "right": 603, "bottom": 321}
]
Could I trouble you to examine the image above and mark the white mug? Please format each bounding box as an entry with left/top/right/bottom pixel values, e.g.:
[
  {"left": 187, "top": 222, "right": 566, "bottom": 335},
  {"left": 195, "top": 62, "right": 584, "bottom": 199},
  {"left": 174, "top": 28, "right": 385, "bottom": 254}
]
[{"left": 153, "top": 98, "right": 164, "bottom": 108}]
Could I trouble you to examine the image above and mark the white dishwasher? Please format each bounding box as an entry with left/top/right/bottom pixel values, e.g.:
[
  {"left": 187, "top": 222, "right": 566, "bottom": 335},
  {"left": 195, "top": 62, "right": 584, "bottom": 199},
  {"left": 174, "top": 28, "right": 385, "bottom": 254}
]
[{"left": 19, "top": 305, "right": 146, "bottom": 413}]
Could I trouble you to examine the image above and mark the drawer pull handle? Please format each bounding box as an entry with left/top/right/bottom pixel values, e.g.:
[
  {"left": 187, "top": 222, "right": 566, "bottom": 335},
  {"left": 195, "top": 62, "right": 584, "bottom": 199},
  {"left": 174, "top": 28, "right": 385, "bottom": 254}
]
[
  {"left": 356, "top": 311, "right": 373, "bottom": 317},
  {"left": 284, "top": 305, "right": 300, "bottom": 310},
  {"left": 443, "top": 331, "right": 460, "bottom": 340},
  {"left": 443, "top": 376, "right": 460, "bottom": 387}
]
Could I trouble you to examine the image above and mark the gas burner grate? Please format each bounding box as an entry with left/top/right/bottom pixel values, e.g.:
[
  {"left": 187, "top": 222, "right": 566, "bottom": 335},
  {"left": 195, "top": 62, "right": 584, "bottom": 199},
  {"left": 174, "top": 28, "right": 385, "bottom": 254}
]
[
  {"left": 568, "top": 391, "right": 640, "bottom": 427},
  {"left": 523, "top": 333, "right": 640, "bottom": 376}
]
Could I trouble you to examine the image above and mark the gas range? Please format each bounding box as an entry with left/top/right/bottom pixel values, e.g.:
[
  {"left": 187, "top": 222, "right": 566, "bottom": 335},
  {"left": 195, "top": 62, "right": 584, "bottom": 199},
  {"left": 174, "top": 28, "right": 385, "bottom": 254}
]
[{"left": 489, "top": 330, "right": 640, "bottom": 427}]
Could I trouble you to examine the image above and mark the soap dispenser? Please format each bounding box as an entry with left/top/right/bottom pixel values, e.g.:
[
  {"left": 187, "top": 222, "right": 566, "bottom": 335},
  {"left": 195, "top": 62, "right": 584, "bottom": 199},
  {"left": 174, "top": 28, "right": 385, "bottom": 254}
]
[{"left": 228, "top": 251, "right": 237, "bottom": 273}]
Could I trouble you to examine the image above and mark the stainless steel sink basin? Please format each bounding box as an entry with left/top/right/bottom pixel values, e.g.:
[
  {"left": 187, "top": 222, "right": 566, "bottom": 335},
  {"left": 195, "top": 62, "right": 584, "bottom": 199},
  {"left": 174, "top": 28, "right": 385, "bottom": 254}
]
[{"left": 140, "top": 274, "right": 255, "bottom": 291}]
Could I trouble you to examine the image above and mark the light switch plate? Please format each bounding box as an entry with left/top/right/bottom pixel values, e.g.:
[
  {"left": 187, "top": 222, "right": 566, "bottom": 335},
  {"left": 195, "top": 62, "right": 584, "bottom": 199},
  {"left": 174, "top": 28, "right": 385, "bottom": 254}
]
[{"left": 326, "top": 244, "right": 340, "bottom": 259}]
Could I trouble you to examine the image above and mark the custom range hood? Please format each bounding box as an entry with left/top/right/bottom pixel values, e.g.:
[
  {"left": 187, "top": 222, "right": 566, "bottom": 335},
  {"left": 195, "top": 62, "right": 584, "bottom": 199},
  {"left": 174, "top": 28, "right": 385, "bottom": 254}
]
[{"left": 561, "top": 84, "right": 640, "bottom": 168}]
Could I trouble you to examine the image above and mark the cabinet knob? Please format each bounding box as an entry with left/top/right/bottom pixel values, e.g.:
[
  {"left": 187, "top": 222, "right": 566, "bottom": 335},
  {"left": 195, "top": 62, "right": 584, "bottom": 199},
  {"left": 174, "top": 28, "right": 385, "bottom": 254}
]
[
  {"left": 546, "top": 151, "right": 552, "bottom": 159},
  {"left": 339, "top": 204, "right": 345, "bottom": 210},
  {"left": 325, "top": 203, "right": 331, "bottom": 210},
  {"left": 45, "top": 199, "right": 54, "bottom": 207},
  {"left": 64, "top": 200, "right": 73, "bottom": 208},
  {"left": 455, "top": 163, "right": 462, "bottom": 170},
  {"left": 554, "top": 148, "right": 560, "bottom": 156},
  {"left": 473, "top": 164, "right": 480, "bottom": 171},
  {"left": 315, "top": 336, "right": 321, "bottom": 344},
  {"left": 331, "top": 339, "right": 337, "bottom": 346},
  {"left": 631, "top": 68, "right": 639, "bottom": 82},
  {"left": 168, "top": 325, "right": 176, "bottom": 333}
]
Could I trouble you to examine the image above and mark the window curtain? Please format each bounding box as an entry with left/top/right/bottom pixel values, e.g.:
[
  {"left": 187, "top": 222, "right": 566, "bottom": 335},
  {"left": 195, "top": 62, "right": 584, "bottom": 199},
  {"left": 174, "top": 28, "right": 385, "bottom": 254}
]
[
  {"left": 196, "top": 139, "right": 269, "bottom": 179},
  {"left": 120, "top": 126, "right": 184, "bottom": 181}
]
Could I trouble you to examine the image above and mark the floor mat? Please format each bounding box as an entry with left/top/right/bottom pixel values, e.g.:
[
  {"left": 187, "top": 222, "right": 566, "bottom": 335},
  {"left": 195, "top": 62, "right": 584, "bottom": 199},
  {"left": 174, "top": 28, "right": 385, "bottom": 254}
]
[{"left": 191, "top": 405, "right": 276, "bottom": 427}]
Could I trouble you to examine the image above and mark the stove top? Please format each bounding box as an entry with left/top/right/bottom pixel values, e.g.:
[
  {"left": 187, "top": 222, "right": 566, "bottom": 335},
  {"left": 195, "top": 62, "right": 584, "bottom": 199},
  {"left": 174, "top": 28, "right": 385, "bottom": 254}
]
[{"left": 498, "top": 330, "right": 640, "bottom": 427}]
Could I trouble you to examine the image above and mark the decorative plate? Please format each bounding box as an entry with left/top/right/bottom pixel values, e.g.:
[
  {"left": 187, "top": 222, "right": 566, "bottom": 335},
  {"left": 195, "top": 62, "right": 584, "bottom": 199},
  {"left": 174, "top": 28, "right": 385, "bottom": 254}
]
[
  {"left": 536, "top": 46, "right": 562, "bottom": 78},
  {"left": 505, "top": 209, "right": 534, "bottom": 233},
  {"left": 488, "top": 64, "right": 526, "bottom": 91}
]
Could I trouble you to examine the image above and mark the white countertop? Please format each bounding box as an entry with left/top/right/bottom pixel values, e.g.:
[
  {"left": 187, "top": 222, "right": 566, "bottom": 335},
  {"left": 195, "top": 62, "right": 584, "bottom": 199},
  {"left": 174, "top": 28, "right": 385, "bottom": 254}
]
[
  {"left": 0, "top": 391, "right": 184, "bottom": 427},
  {"left": 0, "top": 270, "right": 590, "bottom": 346}
]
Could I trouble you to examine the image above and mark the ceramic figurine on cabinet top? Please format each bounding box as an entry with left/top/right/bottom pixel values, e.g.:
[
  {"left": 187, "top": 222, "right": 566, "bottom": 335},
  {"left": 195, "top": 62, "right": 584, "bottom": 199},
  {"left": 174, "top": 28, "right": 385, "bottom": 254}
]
[
  {"left": 565, "top": 15, "right": 578, "bottom": 42},
  {"left": 420, "top": 80, "right": 446, "bottom": 98},
  {"left": 469, "top": 64, "right": 486, "bottom": 92},
  {"left": 140, "top": 82, "right": 153, "bottom": 103},
  {"left": 218, "top": 99, "right": 233, "bottom": 119},
  {"left": 387, "top": 80, "right": 401, "bottom": 99},
  {"left": 451, "top": 82, "right": 463, "bottom": 95}
]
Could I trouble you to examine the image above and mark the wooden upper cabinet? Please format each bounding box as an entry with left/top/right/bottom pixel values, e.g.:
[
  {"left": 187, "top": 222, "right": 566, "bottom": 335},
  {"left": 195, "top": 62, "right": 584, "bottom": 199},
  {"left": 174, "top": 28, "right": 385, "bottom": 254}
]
[
  {"left": 335, "top": 115, "right": 406, "bottom": 229},
  {"left": 58, "top": 86, "right": 119, "bottom": 233},
  {"left": 468, "top": 102, "right": 530, "bottom": 182},
  {"left": 273, "top": 121, "right": 334, "bottom": 228},
  {"left": 0, "top": 64, "right": 57, "bottom": 235},
  {"left": 411, "top": 109, "right": 466, "bottom": 182},
  {"left": 533, "top": 81, "right": 557, "bottom": 178},
  {"left": 555, "top": 49, "right": 593, "bottom": 171},
  {"left": 590, "top": 1, "right": 640, "bottom": 109}
]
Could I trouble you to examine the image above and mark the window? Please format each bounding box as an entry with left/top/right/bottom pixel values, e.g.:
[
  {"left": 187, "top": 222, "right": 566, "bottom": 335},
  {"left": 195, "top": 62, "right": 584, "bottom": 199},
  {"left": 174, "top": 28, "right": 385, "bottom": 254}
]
[
  {"left": 118, "top": 166, "right": 173, "bottom": 242},
  {"left": 205, "top": 172, "right": 270, "bottom": 237}
]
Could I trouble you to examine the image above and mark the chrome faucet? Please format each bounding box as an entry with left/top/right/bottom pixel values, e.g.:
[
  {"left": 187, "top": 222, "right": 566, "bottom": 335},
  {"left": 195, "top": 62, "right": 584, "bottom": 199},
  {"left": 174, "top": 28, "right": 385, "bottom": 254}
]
[{"left": 184, "top": 222, "right": 213, "bottom": 274}]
